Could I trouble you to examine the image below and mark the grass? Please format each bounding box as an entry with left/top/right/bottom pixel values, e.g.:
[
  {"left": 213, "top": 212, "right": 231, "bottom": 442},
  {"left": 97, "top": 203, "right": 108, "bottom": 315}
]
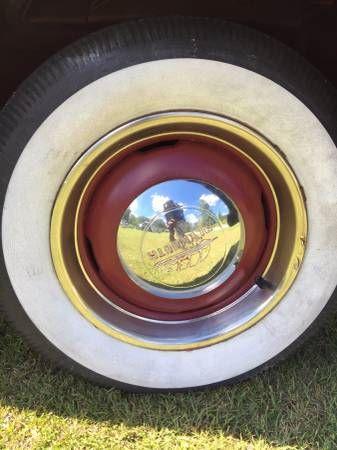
[
  {"left": 0, "top": 313, "right": 337, "bottom": 449},
  {"left": 118, "top": 224, "right": 240, "bottom": 287}
]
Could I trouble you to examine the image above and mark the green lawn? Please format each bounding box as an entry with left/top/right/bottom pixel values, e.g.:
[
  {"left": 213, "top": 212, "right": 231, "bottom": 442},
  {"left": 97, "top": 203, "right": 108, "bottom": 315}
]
[
  {"left": 118, "top": 225, "right": 240, "bottom": 287},
  {"left": 0, "top": 313, "right": 337, "bottom": 449}
]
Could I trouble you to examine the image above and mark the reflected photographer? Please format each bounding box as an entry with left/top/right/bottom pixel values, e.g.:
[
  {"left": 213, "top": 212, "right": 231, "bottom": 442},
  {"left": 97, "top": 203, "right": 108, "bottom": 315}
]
[{"left": 163, "top": 200, "right": 186, "bottom": 242}]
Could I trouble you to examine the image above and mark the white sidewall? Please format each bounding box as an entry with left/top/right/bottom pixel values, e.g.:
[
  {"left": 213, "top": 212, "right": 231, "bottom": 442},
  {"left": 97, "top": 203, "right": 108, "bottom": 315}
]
[{"left": 2, "top": 59, "right": 337, "bottom": 389}]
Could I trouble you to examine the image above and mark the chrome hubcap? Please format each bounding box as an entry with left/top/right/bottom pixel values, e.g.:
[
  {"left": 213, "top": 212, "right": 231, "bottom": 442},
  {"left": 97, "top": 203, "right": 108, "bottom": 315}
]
[{"left": 118, "top": 180, "right": 244, "bottom": 298}]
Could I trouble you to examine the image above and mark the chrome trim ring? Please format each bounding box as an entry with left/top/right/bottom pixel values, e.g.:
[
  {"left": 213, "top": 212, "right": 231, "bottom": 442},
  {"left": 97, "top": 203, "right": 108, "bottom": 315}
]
[{"left": 50, "top": 111, "right": 307, "bottom": 350}]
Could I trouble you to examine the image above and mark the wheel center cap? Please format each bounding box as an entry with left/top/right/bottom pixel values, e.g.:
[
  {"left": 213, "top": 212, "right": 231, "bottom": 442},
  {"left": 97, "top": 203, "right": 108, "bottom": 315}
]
[{"left": 117, "top": 180, "right": 244, "bottom": 299}]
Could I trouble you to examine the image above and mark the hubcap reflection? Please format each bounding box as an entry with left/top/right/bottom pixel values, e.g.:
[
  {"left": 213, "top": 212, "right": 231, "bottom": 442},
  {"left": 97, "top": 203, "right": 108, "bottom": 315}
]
[{"left": 117, "top": 180, "right": 244, "bottom": 298}]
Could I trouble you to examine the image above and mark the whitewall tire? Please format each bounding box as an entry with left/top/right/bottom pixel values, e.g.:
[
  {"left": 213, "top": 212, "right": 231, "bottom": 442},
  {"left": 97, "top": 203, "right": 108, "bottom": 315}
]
[{"left": 1, "top": 18, "right": 337, "bottom": 391}]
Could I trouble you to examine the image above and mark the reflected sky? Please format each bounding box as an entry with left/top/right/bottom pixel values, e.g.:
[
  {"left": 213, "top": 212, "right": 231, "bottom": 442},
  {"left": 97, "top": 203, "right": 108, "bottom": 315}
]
[{"left": 129, "top": 180, "right": 230, "bottom": 218}]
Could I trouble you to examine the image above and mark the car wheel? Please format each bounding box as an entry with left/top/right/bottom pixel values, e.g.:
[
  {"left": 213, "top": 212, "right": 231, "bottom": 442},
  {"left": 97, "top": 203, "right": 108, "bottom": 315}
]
[{"left": 1, "top": 17, "right": 337, "bottom": 391}]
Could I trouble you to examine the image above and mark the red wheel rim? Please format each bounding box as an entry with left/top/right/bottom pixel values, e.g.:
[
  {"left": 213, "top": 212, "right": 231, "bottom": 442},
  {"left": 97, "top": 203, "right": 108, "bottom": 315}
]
[{"left": 77, "top": 138, "right": 277, "bottom": 320}]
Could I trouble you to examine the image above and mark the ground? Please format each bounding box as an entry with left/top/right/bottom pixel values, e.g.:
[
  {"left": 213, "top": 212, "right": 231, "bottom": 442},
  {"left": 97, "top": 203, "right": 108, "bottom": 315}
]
[{"left": 0, "top": 312, "right": 337, "bottom": 449}]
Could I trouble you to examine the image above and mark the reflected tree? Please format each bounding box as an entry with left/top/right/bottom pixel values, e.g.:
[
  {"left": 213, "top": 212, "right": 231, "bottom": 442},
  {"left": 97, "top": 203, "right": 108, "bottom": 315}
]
[{"left": 199, "top": 199, "right": 213, "bottom": 227}]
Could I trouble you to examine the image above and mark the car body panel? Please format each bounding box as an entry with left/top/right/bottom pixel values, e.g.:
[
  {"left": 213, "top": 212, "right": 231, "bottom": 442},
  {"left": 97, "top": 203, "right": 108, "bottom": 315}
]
[{"left": 0, "top": 0, "right": 336, "bottom": 105}]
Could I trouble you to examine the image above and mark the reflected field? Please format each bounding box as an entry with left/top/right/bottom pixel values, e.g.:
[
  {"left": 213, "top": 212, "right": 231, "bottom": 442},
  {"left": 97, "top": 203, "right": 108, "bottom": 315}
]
[{"left": 118, "top": 224, "right": 241, "bottom": 288}]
